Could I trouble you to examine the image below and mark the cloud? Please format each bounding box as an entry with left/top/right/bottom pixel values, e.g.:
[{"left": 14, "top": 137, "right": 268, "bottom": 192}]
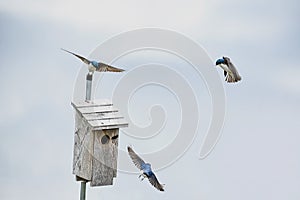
[
  {"left": 271, "top": 65, "right": 300, "bottom": 97},
  {"left": 0, "top": 0, "right": 207, "bottom": 31}
]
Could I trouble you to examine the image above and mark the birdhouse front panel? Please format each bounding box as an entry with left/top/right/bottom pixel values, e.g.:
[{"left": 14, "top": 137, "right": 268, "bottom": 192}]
[{"left": 91, "top": 129, "right": 119, "bottom": 186}]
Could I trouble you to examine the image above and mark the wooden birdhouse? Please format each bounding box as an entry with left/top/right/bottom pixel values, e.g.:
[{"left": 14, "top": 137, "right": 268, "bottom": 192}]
[{"left": 71, "top": 99, "right": 128, "bottom": 186}]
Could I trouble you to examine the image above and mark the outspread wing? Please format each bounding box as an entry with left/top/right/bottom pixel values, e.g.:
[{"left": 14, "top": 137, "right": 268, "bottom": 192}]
[
  {"left": 223, "top": 57, "right": 242, "bottom": 82},
  {"left": 127, "top": 146, "right": 146, "bottom": 170},
  {"left": 97, "top": 62, "right": 125, "bottom": 72},
  {"left": 61, "top": 48, "right": 90, "bottom": 65},
  {"left": 148, "top": 172, "right": 165, "bottom": 191}
]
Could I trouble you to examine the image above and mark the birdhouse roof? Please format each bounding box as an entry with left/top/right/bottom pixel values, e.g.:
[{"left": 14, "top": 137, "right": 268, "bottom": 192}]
[{"left": 71, "top": 99, "right": 128, "bottom": 130}]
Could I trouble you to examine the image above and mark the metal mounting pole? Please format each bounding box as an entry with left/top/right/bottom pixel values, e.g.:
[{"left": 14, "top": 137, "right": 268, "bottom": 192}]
[
  {"left": 86, "top": 73, "right": 93, "bottom": 102},
  {"left": 80, "top": 73, "right": 93, "bottom": 200},
  {"left": 80, "top": 181, "right": 87, "bottom": 200}
]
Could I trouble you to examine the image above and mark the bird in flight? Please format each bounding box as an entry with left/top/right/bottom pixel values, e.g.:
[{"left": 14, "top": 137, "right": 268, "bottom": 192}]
[
  {"left": 127, "top": 146, "right": 165, "bottom": 192},
  {"left": 61, "top": 48, "right": 125, "bottom": 75},
  {"left": 215, "top": 56, "right": 241, "bottom": 83}
]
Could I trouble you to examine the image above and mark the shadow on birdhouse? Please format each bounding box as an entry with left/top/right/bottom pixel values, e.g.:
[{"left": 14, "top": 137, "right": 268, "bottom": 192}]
[{"left": 71, "top": 99, "right": 128, "bottom": 186}]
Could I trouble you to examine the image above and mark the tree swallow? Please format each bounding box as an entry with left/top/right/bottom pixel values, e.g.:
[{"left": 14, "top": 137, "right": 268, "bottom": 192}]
[
  {"left": 61, "top": 48, "right": 125, "bottom": 75},
  {"left": 127, "top": 146, "right": 165, "bottom": 191},
  {"left": 215, "top": 56, "right": 241, "bottom": 83}
]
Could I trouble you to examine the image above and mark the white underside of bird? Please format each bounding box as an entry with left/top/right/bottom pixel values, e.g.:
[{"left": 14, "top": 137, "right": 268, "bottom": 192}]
[
  {"left": 218, "top": 63, "right": 230, "bottom": 72},
  {"left": 88, "top": 64, "right": 96, "bottom": 72},
  {"left": 218, "top": 63, "right": 234, "bottom": 81}
]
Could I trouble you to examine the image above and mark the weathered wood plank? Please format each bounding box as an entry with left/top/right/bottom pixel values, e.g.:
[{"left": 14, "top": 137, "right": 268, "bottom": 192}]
[
  {"left": 72, "top": 112, "right": 93, "bottom": 181},
  {"left": 91, "top": 129, "right": 119, "bottom": 186},
  {"left": 71, "top": 99, "right": 112, "bottom": 108},
  {"left": 111, "top": 129, "right": 119, "bottom": 178},
  {"left": 88, "top": 118, "right": 128, "bottom": 128},
  {"left": 82, "top": 112, "right": 123, "bottom": 121},
  {"left": 93, "top": 124, "right": 128, "bottom": 130},
  {"left": 77, "top": 106, "right": 118, "bottom": 114}
]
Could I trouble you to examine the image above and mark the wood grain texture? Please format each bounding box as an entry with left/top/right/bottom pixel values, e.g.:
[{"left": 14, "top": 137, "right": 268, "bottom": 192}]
[
  {"left": 73, "top": 112, "right": 93, "bottom": 181},
  {"left": 91, "top": 129, "right": 119, "bottom": 186},
  {"left": 71, "top": 100, "right": 128, "bottom": 130},
  {"left": 71, "top": 99, "right": 128, "bottom": 186},
  {"left": 88, "top": 118, "right": 128, "bottom": 130},
  {"left": 71, "top": 99, "right": 112, "bottom": 108},
  {"left": 82, "top": 112, "right": 123, "bottom": 121},
  {"left": 77, "top": 105, "right": 118, "bottom": 114}
]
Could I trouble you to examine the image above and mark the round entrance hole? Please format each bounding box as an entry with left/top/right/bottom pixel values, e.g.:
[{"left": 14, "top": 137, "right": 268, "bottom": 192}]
[{"left": 101, "top": 135, "right": 110, "bottom": 144}]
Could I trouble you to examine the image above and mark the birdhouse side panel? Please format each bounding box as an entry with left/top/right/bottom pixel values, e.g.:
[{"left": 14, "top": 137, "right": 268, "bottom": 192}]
[
  {"left": 91, "top": 129, "right": 119, "bottom": 186},
  {"left": 112, "top": 129, "right": 119, "bottom": 178},
  {"left": 73, "top": 112, "right": 94, "bottom": 181}
]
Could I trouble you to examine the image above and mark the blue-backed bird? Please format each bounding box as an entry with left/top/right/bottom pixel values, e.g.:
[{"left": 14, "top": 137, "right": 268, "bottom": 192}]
[
  {"left": 127, "top": 146, "right": 165, "bottom": 192},
  {"left": 215, "top": 56, "right": 241, "bottom": 83},
  {"left": 61, "top": 48, "right": 125, "bottom": 75}
]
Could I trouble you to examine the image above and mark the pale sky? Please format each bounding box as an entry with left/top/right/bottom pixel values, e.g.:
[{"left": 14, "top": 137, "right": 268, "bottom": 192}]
[{"left": 0, "top": 0, "right": 299, "bottom": 200}]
